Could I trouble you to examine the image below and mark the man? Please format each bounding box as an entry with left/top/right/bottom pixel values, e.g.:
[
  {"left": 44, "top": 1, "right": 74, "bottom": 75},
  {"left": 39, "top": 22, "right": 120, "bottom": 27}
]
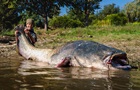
[{"left": 15, "top": 18, "right": 37, "bottom": 45}]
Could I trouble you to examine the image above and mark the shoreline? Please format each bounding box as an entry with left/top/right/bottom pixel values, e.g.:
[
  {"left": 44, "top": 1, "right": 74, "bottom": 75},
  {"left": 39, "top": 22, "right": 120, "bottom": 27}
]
[
  {"left": 0, "top": 35, "right": 139, "bottom": 63},
  {"left": 0, "top": 36, "right": 17, "bottom": 57}
]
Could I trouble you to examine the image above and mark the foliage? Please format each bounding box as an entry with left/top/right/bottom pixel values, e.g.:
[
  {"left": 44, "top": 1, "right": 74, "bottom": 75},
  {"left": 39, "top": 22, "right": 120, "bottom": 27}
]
[
  {"left": 93, "top": 13, "right": 128, "bottom": 26},
  {"left": 67, "top": 9, "right": 85, "bottom": 23},
  {"left": 98, "top": 3, "right": 120, "bottom": 20},
  {"left": 49, "top": 16, "right": 83, "bottom": 28},
  {"left": 18, "top": 0, "right": 70, "bottom": 30},
  {"left": 1, "top": 0, "right": 140, "bottom": 32},
  {"left": 0, "top": 29, "right": 14, "bottom": 36},
  {"left": 105, "top": 13, "right": 128, "bottom": 26},
  {"left": 19, "top": 11, "right": 44, "bottom": 28},
  {"left": 0, "top": 0, "right": 20, "bottom": 32},
  {"left": 124, "top": 0, "right": 140, "bottom": 22},
  {"left": 93, "top": 19, "right": 110, "bottom": 26},
  {"left": 68, "top": 0, "right": 102, "bottom": 26},
  {"left": 132, "top": 21, "right": 140, "bottom": 25}
]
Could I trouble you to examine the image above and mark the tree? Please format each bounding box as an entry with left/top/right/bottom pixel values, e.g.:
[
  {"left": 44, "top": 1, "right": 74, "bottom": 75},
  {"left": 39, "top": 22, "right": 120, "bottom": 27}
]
[
  {"left": 49, "top": 15, "right": 83, "bottom": 28},
  {"left": 67, "top": 9, "right": 85, "bottom": 23},
  {"left": 105, "top": 13, "right": 128, "bottom": 26},
  {"left": 124, "top": 0, "right": 140, "bottom": 22},
  {"left": 98, "top": 3, "right": 120, "bottom": 20},
  {"left": 0, "top": 0, "right": 20, "bottom": 32},
  {"left": 19, "top": 10, "right": 44, "bottom": 28},
  {"left": 68, "top": 0, "right": 102, "bottom": 27},
  {"left": 19, "top": 0, "right": 70, "bottom": 31}
]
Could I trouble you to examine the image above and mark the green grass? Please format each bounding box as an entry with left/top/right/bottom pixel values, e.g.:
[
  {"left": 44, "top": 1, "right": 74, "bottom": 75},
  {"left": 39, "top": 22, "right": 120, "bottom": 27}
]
[
  {"left": 0, "top": 24, "right": 140, "bottom": 62},
  {"left": 0, "top": 29, "right": 15, "bottom": 36},
  {"left": 42, "top": 25, "right": 140, "bottom": 46},
  {"left": 35, "top": 25, "right": 139, "bottom": 63}
]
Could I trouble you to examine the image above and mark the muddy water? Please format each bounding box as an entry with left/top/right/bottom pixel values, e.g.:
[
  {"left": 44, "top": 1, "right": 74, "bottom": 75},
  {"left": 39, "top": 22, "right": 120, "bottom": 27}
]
[{"left": 0, "top": 57, "right": 140, "bottom": 90}]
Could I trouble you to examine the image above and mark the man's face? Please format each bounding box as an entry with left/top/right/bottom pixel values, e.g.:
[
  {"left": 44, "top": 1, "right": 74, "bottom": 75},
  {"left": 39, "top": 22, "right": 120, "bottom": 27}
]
[{"left": 26, "top": 23, "right": 33, "bottom": 30}]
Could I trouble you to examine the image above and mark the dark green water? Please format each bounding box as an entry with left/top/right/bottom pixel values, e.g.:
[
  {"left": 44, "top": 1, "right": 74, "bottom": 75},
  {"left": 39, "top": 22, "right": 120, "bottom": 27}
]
[{"left": 0, "top": 57, "right": 140, "bottom": 90}]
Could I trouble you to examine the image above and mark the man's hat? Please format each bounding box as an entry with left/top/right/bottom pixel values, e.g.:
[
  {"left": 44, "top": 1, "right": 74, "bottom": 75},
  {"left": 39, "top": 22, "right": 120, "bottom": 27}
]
[{"left": 26, "top": 18, "right": 34, "bottom": 24}]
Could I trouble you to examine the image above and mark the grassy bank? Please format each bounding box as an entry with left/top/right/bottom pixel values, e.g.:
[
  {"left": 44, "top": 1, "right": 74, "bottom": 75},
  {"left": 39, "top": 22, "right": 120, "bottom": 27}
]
[
  {"left": 35, "top": 24, "right": 140, "bottom": 64},
  {"left": 0, "top": 24, "right": 140, "bottom": 63},
  {"left": 36, "top": 24, "right": 140, "bottom": 47}
]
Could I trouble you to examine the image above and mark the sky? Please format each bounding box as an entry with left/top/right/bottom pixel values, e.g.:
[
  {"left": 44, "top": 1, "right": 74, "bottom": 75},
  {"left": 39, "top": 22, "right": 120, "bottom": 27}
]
[
  {"left": 100, "top": 0, "right": 134, "bottom": 9},
  {"left": 60, "top": 0, "right": 134, "bottom": 16}
]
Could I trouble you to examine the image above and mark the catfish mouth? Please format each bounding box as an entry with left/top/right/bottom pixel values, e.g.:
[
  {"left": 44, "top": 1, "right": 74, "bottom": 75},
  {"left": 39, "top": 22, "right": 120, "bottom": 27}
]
[{"left": 110, "top": 53, "right": 132, "bottom": 70}]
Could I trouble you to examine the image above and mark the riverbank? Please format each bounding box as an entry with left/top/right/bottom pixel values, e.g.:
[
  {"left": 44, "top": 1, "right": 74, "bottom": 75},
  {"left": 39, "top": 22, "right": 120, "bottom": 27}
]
[
  {"left": 0, "top": 25, "right": 140, "bottom": 64},
  {"left": 0, "top": 36, "right": 16, "bottom": 57},
  {"left": 35, "top": 25, "right": 140, "bottom": 62}
]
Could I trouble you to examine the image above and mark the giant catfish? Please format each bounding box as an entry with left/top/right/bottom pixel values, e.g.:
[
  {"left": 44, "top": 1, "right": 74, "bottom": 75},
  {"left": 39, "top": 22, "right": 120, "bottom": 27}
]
[{"left": 15, "top": 25, "right": 132, "bottom": 70}]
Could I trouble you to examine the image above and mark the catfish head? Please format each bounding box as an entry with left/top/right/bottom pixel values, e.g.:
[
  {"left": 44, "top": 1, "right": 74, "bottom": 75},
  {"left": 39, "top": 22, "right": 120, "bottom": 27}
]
[{"left": 102, "top": 52, "right": 132, "bottom": 70}]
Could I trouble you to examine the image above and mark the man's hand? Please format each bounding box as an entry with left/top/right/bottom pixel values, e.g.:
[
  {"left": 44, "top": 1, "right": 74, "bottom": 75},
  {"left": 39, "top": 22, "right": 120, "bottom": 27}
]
[
  {"left": 24, "top": 28, "right": 30, "bottom": 34},
  {"left": 15, "top": 30, "right": 19, "bottom": 35}
]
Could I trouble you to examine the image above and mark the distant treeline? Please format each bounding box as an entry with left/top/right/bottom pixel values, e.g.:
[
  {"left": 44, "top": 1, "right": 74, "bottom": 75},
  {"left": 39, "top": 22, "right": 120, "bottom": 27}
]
[{"left": 0, "top": 0, "right": 140, "bottom": 32}]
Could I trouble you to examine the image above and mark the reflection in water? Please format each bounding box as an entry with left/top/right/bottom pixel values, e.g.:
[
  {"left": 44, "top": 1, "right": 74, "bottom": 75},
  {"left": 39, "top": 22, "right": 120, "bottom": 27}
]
[
  {"left": 18, "top": 60, "right": 121, "bottom": 79},
  {"left": 0, "top": 57, "right": 140, "bottom": 90}
]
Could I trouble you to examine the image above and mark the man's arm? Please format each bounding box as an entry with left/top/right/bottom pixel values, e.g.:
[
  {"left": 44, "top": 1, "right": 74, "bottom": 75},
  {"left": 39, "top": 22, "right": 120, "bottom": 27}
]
[
  {"left": 24, "top": 29, "right": 37, "bottom": 45},
  {"left": 27, "top": 32, "right": 36, "bottom": 44}
]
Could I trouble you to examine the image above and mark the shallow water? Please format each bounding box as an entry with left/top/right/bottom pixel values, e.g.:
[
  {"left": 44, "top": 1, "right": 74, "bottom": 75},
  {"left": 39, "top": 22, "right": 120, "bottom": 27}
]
[{"left": 0, "top": 57, "right": 140, "bottom": 90}]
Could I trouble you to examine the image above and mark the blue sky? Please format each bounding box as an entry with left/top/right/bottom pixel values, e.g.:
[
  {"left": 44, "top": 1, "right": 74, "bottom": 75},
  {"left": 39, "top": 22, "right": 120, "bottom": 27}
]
[
  {"left": 60, "top": 0, "right": 134, "bottom": 16},
  {"left": 100, "top": 0, "right": 133, "bottom": 9}
]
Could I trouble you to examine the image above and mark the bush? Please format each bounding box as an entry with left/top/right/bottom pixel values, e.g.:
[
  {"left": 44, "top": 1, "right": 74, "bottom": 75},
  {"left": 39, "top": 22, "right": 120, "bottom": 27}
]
[
  {"left": 68, "top": 19, "right": 83, "bottom": 28},
  {"left": 49, "top": 16, "right": 83, "bottom": 28},
  {"left": 105, "top": 13, "right": 128, "bottom": 26},
  {"left": 132, "top": 21, "right": 140, "bottom": 25},
  {"left": 93, "top": 19, "right": 110, "bottom": 26}
]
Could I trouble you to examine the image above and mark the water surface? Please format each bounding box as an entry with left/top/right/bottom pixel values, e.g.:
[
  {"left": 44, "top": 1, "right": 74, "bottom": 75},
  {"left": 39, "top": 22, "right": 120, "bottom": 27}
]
[{"left": 0, "top": 57, "right": 140, "bottom": 90}]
